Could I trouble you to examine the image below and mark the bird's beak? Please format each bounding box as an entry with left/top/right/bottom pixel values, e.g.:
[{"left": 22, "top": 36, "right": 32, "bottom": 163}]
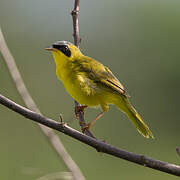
[{"left": 45, "top": 46, "right": 56, "bottom": 51}]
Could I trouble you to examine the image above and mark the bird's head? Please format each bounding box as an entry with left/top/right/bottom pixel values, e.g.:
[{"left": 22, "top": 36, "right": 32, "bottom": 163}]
[{"left": 45, "top": 41, "right": 82, "bottom": 61}]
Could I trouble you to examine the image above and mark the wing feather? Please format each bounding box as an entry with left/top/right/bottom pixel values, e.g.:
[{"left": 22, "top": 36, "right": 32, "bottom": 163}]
[{"left": 73, "top": 57, "right": 130, "bottom": 97}]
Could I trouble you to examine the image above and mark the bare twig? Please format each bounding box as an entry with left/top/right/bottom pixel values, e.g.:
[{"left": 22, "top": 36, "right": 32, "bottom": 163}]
[
  {"left": 71, "top": 0, "right": 95, "bottom": 138},
  {"left": 0, "top": 94, "right": 180, "bottom": 177},
  {"left": 71, "top": 0, "right": 80, "bottom": 47},
  {"left": 0, "top": 27, "right": 85, "bottom": 180}
]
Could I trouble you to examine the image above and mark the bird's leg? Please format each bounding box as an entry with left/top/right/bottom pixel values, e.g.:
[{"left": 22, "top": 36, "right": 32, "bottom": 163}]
[
  {"left": 75, "top": 105, "right": 88, "bottom": 120},
  {"left": 88, "top": 111, "right": 104, "bottom": 128},
  {"left": 82, "top": 111, "right": 104, "bottom": 133}
]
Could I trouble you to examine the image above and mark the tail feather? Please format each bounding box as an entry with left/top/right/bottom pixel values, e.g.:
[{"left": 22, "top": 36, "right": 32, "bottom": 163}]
[
  {"left": 114, "top": 96, "right": 154, "bottom": 138},
  {"left": 127, "top": 106, "right": 154, "bottom": 138}
]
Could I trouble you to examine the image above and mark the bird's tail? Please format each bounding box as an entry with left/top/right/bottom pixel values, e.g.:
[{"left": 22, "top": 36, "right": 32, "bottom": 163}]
[{"left": 114, "top": 96, "right": 154, "bottom": 138}]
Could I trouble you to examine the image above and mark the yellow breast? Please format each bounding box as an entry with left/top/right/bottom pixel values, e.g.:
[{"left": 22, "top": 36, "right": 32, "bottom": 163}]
[{"left": 52, "top": 51, "right": 111, "bottom": 108}]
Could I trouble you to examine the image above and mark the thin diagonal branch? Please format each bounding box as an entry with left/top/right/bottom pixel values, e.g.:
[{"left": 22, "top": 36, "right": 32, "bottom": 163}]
[
  {"left": 0, "top": 94, "right": 180, "bottom": 177},
  {"left": 0, "top": 27, "right": 85, "bottom": 180},
  {"left": 71, "top": 0, "right": 95, "bottom": 138}
]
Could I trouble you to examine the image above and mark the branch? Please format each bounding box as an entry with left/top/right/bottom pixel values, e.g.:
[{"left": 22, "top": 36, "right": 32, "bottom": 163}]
[
  {"left": 0, "top": 94, "right": 180, "bottom": 177},
  {"left": 71, "top": 0, "right": 95, "bottom": 138},
  {"left": 0, "top": 27, "right": 85, "bottom": 180},
  {"left": 71, "top": 0, "right": 80, "bottom": 47}
]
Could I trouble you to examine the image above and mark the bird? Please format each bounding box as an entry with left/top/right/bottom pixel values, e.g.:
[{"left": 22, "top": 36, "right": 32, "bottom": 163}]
[{"left": 45, "top": 41, "right": 153, "bottom": 138}]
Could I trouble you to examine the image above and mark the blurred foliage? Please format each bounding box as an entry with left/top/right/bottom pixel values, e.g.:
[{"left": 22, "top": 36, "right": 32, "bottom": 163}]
[{"left": 0, "top": 0, "right": 180, "bottom": 179}]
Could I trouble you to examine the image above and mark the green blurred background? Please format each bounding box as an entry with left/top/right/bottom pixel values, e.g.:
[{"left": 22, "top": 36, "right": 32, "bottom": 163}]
[{"left": 0, "top": 0, "right": 180, "bottom": 179}]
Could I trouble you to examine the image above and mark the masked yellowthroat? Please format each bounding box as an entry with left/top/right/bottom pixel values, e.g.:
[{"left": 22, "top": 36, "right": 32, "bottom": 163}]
[{"left": 45, "top": 41, "right": 153, "bottom": 138}]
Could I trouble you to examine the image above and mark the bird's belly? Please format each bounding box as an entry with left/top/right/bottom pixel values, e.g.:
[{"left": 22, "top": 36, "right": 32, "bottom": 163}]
[{"left": 62, "top": 77, "right": 102, "bottom": 107}]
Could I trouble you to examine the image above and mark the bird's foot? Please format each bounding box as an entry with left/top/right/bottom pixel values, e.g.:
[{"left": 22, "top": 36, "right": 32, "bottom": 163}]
[
  {"left": 79, "top": 121, "right": 91, "bottom": 133},
  {"left": 75, "top": 105, "right": 87, "bottom": 119}
]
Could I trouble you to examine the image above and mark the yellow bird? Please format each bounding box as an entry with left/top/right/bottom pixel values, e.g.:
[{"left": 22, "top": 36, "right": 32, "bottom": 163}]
[{"left": 45, "top": 41, "right": 153, "bottom": 138}]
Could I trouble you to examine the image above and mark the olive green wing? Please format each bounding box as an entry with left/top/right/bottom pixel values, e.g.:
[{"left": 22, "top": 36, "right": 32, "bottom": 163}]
[
  {"left": 74, "top": 57, "right": 129, "bottom": 97},
  {"left": 100, "top": 66, "right": 130, "bottom": 97}
]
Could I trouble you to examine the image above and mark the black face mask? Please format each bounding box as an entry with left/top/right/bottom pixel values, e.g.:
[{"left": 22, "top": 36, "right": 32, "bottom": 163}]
[{"left": 53, "top": 44, "right": 71, "bottom": 57}]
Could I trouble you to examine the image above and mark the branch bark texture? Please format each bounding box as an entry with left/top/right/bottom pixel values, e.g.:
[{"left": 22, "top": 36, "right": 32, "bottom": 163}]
[{"left": 0, "top": 94, "right": 180, "bottom": 177}]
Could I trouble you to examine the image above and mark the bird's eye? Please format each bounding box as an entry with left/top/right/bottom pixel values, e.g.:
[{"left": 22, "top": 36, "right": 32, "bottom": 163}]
[{"left": 53, "top": 44, "right": 71, "bottom": 57}]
